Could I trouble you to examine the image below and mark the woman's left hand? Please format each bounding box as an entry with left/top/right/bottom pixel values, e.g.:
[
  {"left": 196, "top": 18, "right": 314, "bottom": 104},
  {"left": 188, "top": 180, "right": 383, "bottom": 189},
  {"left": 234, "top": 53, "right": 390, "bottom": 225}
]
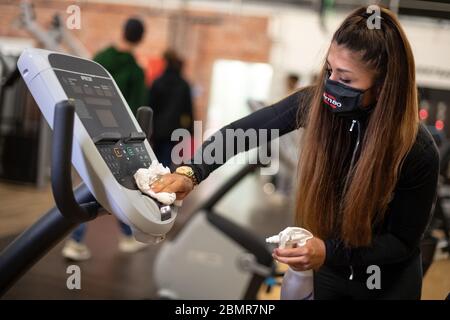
[{"left": 272, "top": 237, "right": 326, "bottom": 271}]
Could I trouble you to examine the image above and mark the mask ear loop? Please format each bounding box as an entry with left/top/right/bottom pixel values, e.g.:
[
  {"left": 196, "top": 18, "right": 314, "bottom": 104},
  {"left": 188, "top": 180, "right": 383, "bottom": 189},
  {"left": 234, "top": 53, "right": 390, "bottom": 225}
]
[{"left": 358, "top": 84, "right": 378, "bottom": 111}]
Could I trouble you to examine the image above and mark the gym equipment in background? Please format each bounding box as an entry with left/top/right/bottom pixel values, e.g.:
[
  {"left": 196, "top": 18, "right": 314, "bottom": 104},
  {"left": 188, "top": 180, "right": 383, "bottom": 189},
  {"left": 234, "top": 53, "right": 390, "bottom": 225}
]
[{"left": 154, "top": 162, "right": 279, "bottom": 299}]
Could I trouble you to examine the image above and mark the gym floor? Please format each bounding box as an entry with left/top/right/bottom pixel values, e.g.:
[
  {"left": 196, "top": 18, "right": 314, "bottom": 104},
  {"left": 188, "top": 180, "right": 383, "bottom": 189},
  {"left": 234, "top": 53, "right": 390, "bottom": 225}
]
[{"left": 0, "top": 168, "right": 449, "bottom": 300}]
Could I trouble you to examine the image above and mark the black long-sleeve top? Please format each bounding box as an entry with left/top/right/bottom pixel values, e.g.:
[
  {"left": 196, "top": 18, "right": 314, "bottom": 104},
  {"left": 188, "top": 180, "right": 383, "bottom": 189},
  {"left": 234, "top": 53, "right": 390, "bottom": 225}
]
[{"left": 185, "top": 88, "right": 439, "bottom": 276}]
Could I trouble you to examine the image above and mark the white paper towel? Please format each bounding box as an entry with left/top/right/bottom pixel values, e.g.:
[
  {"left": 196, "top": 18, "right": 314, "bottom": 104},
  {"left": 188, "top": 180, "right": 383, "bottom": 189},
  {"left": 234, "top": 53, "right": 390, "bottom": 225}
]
[{"left": 134, "top": 160, "right": 176, "bottom": 205}]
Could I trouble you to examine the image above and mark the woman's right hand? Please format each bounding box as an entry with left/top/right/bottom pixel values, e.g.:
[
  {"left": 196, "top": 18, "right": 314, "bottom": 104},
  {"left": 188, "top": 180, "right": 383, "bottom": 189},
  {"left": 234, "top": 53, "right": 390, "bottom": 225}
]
[{"left": 150, "top": 173, "right": 194, "bottom": 200}]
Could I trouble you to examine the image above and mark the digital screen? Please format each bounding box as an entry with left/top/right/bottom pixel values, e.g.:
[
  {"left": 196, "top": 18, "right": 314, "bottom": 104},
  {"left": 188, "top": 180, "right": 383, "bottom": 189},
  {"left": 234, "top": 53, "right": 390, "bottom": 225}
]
[
  {"left": 55, "top": 69, "right": 135, "bottom": 140},
  {"left": 95, "top": 109, "right": 119, "bottom": 128}
]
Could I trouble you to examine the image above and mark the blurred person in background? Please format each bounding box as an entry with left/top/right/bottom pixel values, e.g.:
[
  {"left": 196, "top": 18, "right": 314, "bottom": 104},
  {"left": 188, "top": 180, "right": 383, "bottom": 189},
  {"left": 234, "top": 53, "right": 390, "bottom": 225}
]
[{"left": 148, "top": 49, "right": 194, "bottom": 169}]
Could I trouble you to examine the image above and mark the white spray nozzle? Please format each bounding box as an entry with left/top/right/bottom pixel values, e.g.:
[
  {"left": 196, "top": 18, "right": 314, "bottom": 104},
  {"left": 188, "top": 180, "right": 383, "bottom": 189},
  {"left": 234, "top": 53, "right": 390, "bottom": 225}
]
[{"left": 266, "top": 227, "right": 313, "bottom": 249}]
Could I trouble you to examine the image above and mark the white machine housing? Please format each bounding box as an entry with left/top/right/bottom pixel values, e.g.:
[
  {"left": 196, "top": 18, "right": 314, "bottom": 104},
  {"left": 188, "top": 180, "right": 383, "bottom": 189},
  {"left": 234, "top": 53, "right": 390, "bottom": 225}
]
[
  {"left": 154, "top": 212, "right": 251, "bottom": 299},
  {"left": 154, "top": 210, "right": 273, "bottom": 299},
  {"left": 17, "top": 48, "right": 177, "bottom": 243}
]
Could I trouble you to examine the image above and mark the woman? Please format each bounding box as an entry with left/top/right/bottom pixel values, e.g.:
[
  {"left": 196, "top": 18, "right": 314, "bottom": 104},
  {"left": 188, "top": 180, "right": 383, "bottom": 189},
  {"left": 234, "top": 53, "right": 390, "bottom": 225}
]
[{"left": 150, "top": 7, "right": 439, "bottom": 299}]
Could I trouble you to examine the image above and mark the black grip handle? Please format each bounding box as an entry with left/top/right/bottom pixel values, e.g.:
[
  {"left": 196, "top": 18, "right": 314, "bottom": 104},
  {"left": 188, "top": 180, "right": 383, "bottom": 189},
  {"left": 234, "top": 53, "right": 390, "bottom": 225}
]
[
  {"left": 51, "top": 100, "right": 97, "bottom": 222},
  {"left": 0, "top": 100, "right": 102, "bottom": 297},
  {"left": 92, "top": 132, "right": 122, "bottom": 144},
  {"left": 136, "top": 106, "right": 154, "bottom": 140}
]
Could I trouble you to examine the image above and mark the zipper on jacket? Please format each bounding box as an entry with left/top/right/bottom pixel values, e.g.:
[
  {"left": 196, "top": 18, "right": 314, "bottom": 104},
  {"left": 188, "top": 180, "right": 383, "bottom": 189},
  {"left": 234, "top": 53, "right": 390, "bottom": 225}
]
[
  {"left": 349, "top": 119, "right": 356, "bottom": 132},
  {"left": 347, "top": 119, "right": 360, "bottom": 282}
]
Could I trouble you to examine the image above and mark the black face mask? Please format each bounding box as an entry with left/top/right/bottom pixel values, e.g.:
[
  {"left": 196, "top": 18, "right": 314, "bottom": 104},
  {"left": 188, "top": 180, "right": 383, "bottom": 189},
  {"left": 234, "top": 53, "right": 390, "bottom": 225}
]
[{"left": 323, "top": 78, "right": 375, "bottom": 119}]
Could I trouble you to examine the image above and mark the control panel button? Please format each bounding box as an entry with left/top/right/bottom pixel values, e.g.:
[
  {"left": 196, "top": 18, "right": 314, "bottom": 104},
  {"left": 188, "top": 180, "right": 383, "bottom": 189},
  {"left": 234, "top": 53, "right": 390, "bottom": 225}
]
[{"left": 113, "top": 148, "right": 122, "bottom": 157}]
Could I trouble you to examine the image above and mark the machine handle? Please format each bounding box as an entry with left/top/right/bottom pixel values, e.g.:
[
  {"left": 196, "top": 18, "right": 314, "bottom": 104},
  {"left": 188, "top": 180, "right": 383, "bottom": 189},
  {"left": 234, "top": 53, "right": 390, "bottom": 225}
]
[
  {"left": 136, "top": 106, "right": 154, "bottom": 140},
  {"left": 51, "top": 100, "right": 97, "bottom": 222},
  {"left": 92, "top": 132, "right": 122, "bottom": 144},
  {"left": 123, "top": 131, "right": 147, "bottom": 143}
]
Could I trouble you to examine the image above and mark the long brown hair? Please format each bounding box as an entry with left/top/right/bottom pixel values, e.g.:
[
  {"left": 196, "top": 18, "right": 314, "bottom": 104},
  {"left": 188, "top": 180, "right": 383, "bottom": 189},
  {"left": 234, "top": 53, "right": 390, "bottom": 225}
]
[{"left": 296, "top": 7, "right": 419, "bottom": 247}]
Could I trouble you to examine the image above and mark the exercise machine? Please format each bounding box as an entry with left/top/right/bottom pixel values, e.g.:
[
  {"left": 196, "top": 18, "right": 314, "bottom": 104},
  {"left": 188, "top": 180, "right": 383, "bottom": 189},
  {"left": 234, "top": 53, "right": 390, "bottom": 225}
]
[
  {"left": 0, "top": 48, "right": 178, "bottom": 296},
  {"left": 154, "top": 162, "right": 278, "bottom": 299}
]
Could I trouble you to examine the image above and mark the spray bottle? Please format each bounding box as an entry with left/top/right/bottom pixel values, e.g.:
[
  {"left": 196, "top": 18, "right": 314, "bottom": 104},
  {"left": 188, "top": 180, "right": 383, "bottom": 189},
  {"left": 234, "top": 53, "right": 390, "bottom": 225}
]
[{"left": 266, "top": 227, "right": 314, "bottom": 300}]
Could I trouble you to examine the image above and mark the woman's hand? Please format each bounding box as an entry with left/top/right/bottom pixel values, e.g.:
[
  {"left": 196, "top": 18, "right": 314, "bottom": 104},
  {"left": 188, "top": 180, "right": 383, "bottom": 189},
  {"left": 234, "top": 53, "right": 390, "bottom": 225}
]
[
  {"left": 150, "top": 173, "right": 194, "bottom": 200},
  {"left": 272, "top": 237, "right": 326, "bottom": 271}
]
